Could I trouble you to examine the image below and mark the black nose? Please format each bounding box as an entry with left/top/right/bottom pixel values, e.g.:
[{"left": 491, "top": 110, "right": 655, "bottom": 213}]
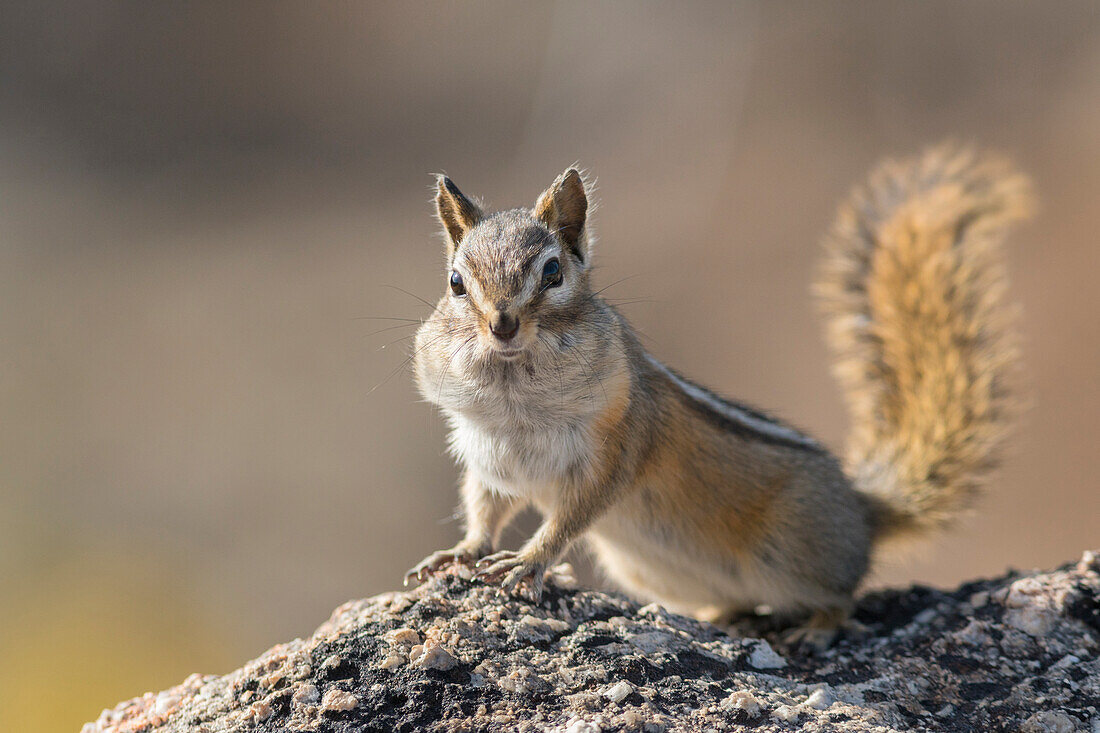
[{"left": 490, "top": 313, "right": 519, "bottom": 341}]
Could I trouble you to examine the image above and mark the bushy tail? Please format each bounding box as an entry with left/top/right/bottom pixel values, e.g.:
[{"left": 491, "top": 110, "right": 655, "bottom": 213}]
[{"left": 816, "top": 145, "right": 1032, "bottom": 545}]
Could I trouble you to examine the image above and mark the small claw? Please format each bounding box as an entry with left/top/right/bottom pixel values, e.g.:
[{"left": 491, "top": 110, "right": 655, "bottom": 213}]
[
  {"left": 472, "top": 561, "right": 511, "bottom": 582},
  {"left": 404, "top": 544, "right": 490, "bottom": 586},
  {"left": 472, "top": 553, "right": 546, "bottom": 601},
  {"left": 474, "top": 550, "right": 518, "bottom": 570},
  {"left": 503, "top": 565, "right": 545, "bottom": 601},
  {"left": 471, "top": 563, "right": 500, "bottom": 581},
  {"left": 523, "top": 572, "right": 541, "bottom": 603},
  {"left": 404, "top": 553, "right": 451, "bottom": 586}
]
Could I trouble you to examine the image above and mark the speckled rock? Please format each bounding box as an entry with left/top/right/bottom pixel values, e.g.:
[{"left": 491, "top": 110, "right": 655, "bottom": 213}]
[{"left": 85, "top": 553, "right": 1100, "bottom": 732}]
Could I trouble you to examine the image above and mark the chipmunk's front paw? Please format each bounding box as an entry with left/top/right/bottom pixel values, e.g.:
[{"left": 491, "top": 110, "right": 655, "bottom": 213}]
[
  {"left": 403, "top": 543, "right": 484, "bottom": 586},
  {"left": 473, "top": 551, "right": 546, "bottom": 601}
]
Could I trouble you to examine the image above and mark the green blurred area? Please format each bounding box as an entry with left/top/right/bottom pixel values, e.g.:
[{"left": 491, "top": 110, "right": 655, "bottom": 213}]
[{"left": 2, "top": 3, "right": 1099, "bottom": 730}]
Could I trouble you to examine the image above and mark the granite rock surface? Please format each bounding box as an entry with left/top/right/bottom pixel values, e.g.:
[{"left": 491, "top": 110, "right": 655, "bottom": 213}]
[{"left": 85, "top": 553, "right": 1100, "bottom": 732}]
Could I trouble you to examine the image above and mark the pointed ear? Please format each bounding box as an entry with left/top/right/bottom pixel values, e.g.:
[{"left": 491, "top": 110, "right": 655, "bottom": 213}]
[
  {"left": 435, "top": 175, "right": 483, "bottom": 261},
  {"left": 534, "top": 168, "right": 589, "bottom": 262}
]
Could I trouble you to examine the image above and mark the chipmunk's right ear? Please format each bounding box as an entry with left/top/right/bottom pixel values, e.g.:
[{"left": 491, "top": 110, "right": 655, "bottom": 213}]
[
  {"left": 435, "top": 175, "right": 483, "bottom": 261},
  {"left": 534, "top": 168, "right": 589, "bottom": 263}
]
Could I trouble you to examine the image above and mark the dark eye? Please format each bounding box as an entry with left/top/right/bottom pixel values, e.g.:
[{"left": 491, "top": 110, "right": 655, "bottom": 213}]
[
  {"left": 540, "top": 258, "right": 562, "bottom": 290},
  {"left": 449, "top": 270, "right": 466, "bottom": 296}
]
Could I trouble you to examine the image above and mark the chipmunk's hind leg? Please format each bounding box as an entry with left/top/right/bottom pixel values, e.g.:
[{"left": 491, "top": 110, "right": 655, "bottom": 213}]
[
  {"left": 780, "top": 603, "right": 852, "bottom": 652},
  {"left": 699, "top": 603, "right": 824, "bottom": 638}
]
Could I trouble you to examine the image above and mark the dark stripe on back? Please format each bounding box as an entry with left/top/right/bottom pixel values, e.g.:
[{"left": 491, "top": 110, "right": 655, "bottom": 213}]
[{"left": 664, "top": 366, "right": 825, "bottom": 453}]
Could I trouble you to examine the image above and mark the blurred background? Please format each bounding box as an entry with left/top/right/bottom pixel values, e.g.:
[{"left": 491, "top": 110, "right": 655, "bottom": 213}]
[{"left": 2, "top": 2, "right": 1098, "bottom": 729}]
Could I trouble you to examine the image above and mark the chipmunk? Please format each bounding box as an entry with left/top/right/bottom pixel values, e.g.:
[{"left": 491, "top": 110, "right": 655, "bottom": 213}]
[{"left": 403, "top": 145, "right": 1030, "bottom": 642}]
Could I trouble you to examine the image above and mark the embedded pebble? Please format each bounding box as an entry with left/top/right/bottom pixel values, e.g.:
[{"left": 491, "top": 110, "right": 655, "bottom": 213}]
[
  {"left": 414, "top": 639, "right": 457, "bottom": 671},
  {"left": 804, "top": 687, "right": 833, "bottom": 710},
  {"left": 560, "top": 718, "right": 601, "bottom": 733},
  {"left": 720, "top": 690, "right": 762, "bottom": 717},
  {"left": 153, "top": 693, "right": 179, "bottom": 717},
  {"left": 627, "top": 630, "right": 674, "bottom": 654},
  {"left": 379, "top": 651, "right": 406, "bottom": 670},
  {"left": 1005, "top": 578, "right": 1061, "bottom": 636},
  {"left": 772, "top": 704, "right": 800, "bottom": 722},
  {"left": 515, "top": 613, "right": 569, "bottom": 641},
  {"left": 385, "top": 627, "right": 420, "bottom": 647},
  {"left": 292, "top": 683, "right": 319, "bottom": 706},
  {"left": 320, "top": 689, "right": 358, "bottom": 712},
  {"left": 748, "top": 640, "right": 787, "bottom": 669},
  {"left": 602, "top": 680, "right": 634, "bottom": 703},
  {"left": 1020, "top": 710, "right": 1079, "bottom": 733},
  {"left": 246, "top": 700, "right": 271, "bottom": 722}
]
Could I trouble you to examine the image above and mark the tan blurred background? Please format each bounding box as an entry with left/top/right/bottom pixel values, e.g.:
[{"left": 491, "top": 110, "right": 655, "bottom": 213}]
[{"left": 2, "top": 2, "right": 1099, "bottom": 729}]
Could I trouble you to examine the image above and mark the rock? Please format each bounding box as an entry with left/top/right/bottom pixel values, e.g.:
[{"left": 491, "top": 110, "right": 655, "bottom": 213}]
[
  {"left": 1021, "top": 710, "right": 1080, "bottom": 733},
  {"left": 719, "top": 689, "right": 762, "bottom": 717},
  {"left": 384, "top": 627, "right": 419, "bottom": 647},
  {"left": 747, "top": 639, "right": 787, "bottom": 669},
  {"left": 291, "top": 682, "right": 319, "bottom": 706},
  {"left": 84, "top": 552, "right": 1100, "bottom": 732},
  {"left": 602, "top": 680, "right": 634, "bottom": 703},
  {"left": 412, "top": 639, "right": 457, "bottom": 671},
  {"left": 1005, "top": 577, "right": 1063, "bottom": 636},
  {"left": 319, "top": 689, "right": 358, "bottom": 713},
  {"left": 804, "top": 686, "right": 833, "bottom": 710}
]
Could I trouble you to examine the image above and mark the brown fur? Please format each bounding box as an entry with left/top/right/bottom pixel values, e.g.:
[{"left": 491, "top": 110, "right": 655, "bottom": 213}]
[{"left": 406, "top": 149, "right": 1027, "bottom": 637}]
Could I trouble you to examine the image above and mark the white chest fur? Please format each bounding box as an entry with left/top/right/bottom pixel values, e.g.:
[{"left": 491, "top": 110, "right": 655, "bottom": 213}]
[{"left": 447, "top": 412, "right": 592, "bottom": 500}]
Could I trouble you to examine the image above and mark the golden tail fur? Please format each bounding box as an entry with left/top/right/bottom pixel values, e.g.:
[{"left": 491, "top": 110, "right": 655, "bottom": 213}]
[{"left": 817, "top": 145, "right": 1032, "bottom": 545}]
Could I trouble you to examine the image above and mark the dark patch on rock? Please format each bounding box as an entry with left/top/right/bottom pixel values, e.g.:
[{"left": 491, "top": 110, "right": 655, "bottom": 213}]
[
  {"left": 959, "top": 681, "right": 1007, "bottom": 700},
  {"left": 1066, "top": 580, "right": 1100, "bottom": 634}
]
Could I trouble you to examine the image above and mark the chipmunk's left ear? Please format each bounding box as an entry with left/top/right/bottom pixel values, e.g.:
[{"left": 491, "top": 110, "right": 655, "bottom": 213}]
[{"left": 534, "top": 168, "right": 589, "bottom": 263}]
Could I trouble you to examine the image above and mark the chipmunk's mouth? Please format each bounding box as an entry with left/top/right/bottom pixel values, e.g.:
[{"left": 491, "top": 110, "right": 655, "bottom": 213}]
[
  {"left": 492, "top": 346, "right": 526, "bottom": 360},
  {"left": 483, "top": 326, "right": 536, "bottom": 361}
]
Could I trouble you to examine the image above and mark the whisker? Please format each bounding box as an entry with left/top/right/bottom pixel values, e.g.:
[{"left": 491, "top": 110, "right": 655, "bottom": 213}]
[
  {"left": 536, "top": 332, "right": 567, "bottom": 415},
  {"left": 594, "top": 274, "right": 643, "bottom": 297},
  {"left": 381, "top": 284, "right": 436, "bottom": 310},
  {"left": 367, "top": 357, "right": 415, "bottom": 395},
  {"left": 573, "top": 345, "right": 610, "bottom": 408},
  {"left": 363, "top": 322, "right": 421, "bottom": 337},
  {"left": 550, "top": 336, "right": 566, "bottom": 415},
  {"left": 350, "top": 316, "right": 423, "bottom": 322},
  {"left": 563, "top": 344, "right": 599, "bottom": 404},
  {"left": 376, "top": 333, "right": 417, "bottom": 351},
  {"left": 435, "top": 333, "right": 478, "bottom": 409},
  {"left": 366, "top": 330, "right": 454, "bottom": 395},
  {"left": 569, "top": 347, "right": 614, "bottom": 453}
]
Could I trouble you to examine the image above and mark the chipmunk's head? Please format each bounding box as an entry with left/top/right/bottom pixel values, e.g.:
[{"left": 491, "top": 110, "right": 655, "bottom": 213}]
[{"left": 420, "top": 169, "right": 595, "bottom": 363}]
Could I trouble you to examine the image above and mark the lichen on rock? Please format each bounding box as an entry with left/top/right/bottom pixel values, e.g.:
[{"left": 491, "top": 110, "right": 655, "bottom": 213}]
[{"left": 85, "top": 553, "right": 1100, "bottom": 732}]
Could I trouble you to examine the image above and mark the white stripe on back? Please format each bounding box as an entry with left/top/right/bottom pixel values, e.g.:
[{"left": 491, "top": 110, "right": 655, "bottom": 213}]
[{"left": 645, "top": 354, "right": 819, "bottom": 448}]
